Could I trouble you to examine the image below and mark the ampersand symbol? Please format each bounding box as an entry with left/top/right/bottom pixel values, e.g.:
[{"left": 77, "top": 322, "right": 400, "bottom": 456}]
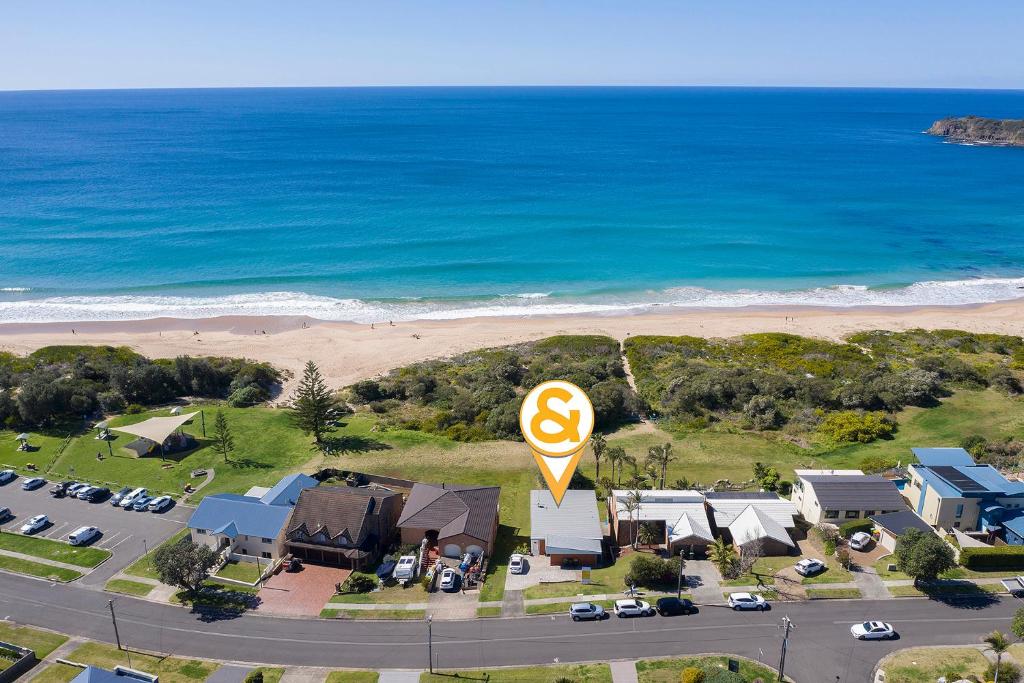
[{"left": 529, "top": 386, "right": 580, "bottom": 445}]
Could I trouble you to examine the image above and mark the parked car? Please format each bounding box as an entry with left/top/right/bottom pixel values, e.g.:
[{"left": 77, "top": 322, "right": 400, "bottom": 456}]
[
  {"left": 119, "top": 487, "right": 147, "bottom": 508},
  {"left": 849, "top": 532, "right": 873, "bottom": 551},
  {"left": 0, "top": 507, "right": 11, "bottom": 521},
  {"left": 75, "top": 486, "right": 99, "bottom": 500},
  {"left": 795, "top": 558, "right": 826, "bottom": 577},
  {"left": 50, "top": 481, "right": 73, "bottom": 497},
  {"left": 69, "top": 526, "right": 100, "bottom": 546},
  {"left": 85, "top": 487, "right": 110, "bottom": 502},
  {"left": 850, "top": 621, "right": 895, "bottom": 640},
  {"left": 614, "top": 599, "right": 655, "bottom": 618},
  {"left": 728, "top": 592, "right": 769, "bottom": 611},
  {"left": 394, "top": 555, "right": 418, "bottom": 581},
  {"left": 439, "top": 567, "right": 458, "bottom": 591},
  {"left": 0, "top": 470, "right": 16, "bottom": 485},
  {"left": 148, "top": 495, "right": 173, "bottom": 512},
  {"left": 110, "top": 486, "right": 132, "bottom": 506},
  {"left": 131, "top": 495, "right": 153, "bottom": 511},
  {"left": 20, "top": 514, "right": 48, "bottom": 534},
  {"left": 569, "top": 602, "right": 607, "bottom": 621},
  {"left": 287, "top": 557, "right": 303, "bottom": 572},
  {"left": 21, "top": 477, "right": 46, "bottom": 491},
  {"left": 509, "top": 553, "right": 526, "bottom": 575},
  {"left": 655, "top": 597, "right": 696, "bottom": 616},
  {"left": 67, "top": 483, "right": 89, "bottom": 496}
]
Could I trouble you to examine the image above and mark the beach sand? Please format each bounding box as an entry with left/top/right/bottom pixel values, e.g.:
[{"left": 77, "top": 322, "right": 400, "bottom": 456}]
[{"left": 2, "top": 301, "right": 1023, "bottom": 396}]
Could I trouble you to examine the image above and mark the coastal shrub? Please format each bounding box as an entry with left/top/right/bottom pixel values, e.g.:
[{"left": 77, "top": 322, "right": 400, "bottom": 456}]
[
  {"left": 125, "top": 403, "right": 146, "bottom": 414},
  {"left": 839, "top": 519, "right": 873, "bottom": 538},
  {"left": 244, "top": 672, "right": 264, "bottom": 683},
  {"left": 680, "top": 668, "right": 705, "bottom": 683},
  {"left": 985, "top": 661, "right": 1021, "bottom": 683},
  {"left": 823, "top": 539, "right": 836, "bottom": 556},
  {"left": 859, "top": 454, "right": 898, "bottom": 474},
  {"left": 624, "top": 553, "right": 680, "bottom": 588},
  {"left": 228, "top": 385, "right": 268, "bottom": 407},
  {"left": 743, "top": 395, "right": 784, "bottom": 430},
  {"left": 341, "top": 573, "right": 377, "bottom": 594},
  {"left": 989, "top": 366, "right": 1024, "bottom": 395},
  {"left": 960, "top": 546, "right": 1024, "bottom": 571},
  {"left": 817, "top": 411, "right": 896, "bottom": 443}
]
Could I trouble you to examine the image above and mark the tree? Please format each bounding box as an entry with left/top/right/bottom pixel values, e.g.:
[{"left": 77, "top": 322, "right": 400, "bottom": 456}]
[
  {"left": 893, "top": 528, "right": 956, "bottom": 587},
  {"left": 289, "top": 360, "right": 338, "bottom": 447},
  {"left": 1011, "top": 606, "right": 1024, "bottom": 641},
  {"left": 646, "top": 442, "right": 676, "bottom": 489},
  {"left": 211, "top": 409, "right": 235, "bottom": 463},
  {"left": 153, "top": 539, "right": 218, "bottom": 596},
  {"left": 984, "top": 630, "right": 1012, "bottom": 683},
  {"left": 590, "top": 433, "right": 607, "bottom": 483},
  {"left": 606, "top": 445, "right": 626, "bottom": 486},
  {"left": 708, "top": 537, "right": 737, "bottom": 579},
  {"left": 637, "top": 522, "right": 660, "bottom": 546},
  {"left": 752, "top": 462, "right": 781, "bottom": 492},
  {"left": 625, "top": 489, "right": 644, "bottom": 549}
]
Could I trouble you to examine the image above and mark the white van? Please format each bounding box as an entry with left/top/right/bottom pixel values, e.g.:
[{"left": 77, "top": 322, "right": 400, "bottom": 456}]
[
  {"left": 119, "top": 487, "right": 147, "bottom": 508},
  {"left": 69, "top": 526, "right": 100, "bottom": 546},
  {"left": 394, "top": 555, "right": 418, "bottom": 580}
]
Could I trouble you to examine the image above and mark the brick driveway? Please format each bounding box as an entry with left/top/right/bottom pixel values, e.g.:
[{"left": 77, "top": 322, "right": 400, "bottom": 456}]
[{"left": 258, "top": 564, "right": 351, "bottom": 616}]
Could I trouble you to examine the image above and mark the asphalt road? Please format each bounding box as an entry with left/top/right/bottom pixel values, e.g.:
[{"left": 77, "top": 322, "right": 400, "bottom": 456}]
[{"left": 1, "top": 573, "right": 1020, "bottom": 682}]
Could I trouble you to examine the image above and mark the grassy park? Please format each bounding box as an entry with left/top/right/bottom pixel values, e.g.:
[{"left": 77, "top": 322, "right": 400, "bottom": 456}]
[{"left": 0, "top": 532, "right": 111, "bottom": 568}]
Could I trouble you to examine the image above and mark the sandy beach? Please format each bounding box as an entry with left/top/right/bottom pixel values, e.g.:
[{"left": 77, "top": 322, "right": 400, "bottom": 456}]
[{"left": 2, "top": 301, "right": 1023, "bottom": 395}]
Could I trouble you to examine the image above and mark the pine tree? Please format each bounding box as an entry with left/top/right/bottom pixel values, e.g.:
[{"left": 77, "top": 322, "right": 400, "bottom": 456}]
[
  {"left": 211, "top": 409, "right": 234, "bottom": 463},
  {"left": 289, "top": 360, "right": 337, "bottom": 446}
]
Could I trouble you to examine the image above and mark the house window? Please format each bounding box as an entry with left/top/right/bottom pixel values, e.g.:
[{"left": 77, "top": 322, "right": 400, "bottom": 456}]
[
  {"left": 261, "top": 552, "right": 271, "bottom": 559},
  {"left": 953, "top": 522, "right": 961, "bottom": 528},
  {"left": 240, "top": 548, "right": 247, "bottom": 555},
  {"left": 261, "top": 537, "right": 273, "bottom": 544},
  {"left": 845, "top": 511, "right": 859, "bottom": 519},
  {"left": 825, "top": 510, "right": 839, "bottom": 519},
  {"left": 955, "top": 504, "right": 964, "bottom": 518},
  {"left": 863, "top": 511, "right": 875, "bottom": 517},
  {"left": 196, "top": 529, "right": 207, "bottom": 535}
]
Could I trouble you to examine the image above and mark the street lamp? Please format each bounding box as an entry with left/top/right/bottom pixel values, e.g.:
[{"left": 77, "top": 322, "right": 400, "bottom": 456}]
[
  {"left": 676, "top": 547, "right": 686, "bottom": 598},
  {"left": 426, "top": 614, "right": 433, "bottom": 673}
]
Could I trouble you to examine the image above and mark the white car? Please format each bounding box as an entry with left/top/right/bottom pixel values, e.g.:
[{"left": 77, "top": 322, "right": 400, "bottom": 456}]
[
  {"left": 20, "top": 514, "right": 48, "bottom": 534},
  {"left": 75, "top": 486, "right": 99, "bottom": 500},
  {"left": 69, "top": 526, "right": 100, "bottom": 546},
  {"left": 850, "top": 621, "right": 895, "bottom": 640},
  {"left": 795, "top": 558, "right": 825, "bottom": 576},
  {"left": 438, "top": 567, "right": 458, "bottom": 591},
  {"left": 21, "top": 477, "right": 46, "bottom": 491},
  {"left": 613, "top": 599, "right": 655, "bottom": 617},
  {"left": 849, "top": 532, "right": 873, "bottom": 551},
  {"left": 728, "top": 592, "right": 768, "bottom": 611},
  {"left": 0, "top": 470, "right": 16, "bottom": 485},
  {"left": 148, "top": 495, "right": 173, "bottom": 512},
  {"left": 509, "top": 553, "right": 526, "bottom": 574},
  {"left": 394, "top": 555, "right": 418, "bottom": 581},
  {"left": 119, "top": 487, "right": 147, "bottom": 508}
]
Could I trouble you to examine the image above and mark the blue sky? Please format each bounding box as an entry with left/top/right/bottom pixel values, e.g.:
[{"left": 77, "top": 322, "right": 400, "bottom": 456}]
[{"left": 2, "top": 1, "right": 1022, "bottom": 90}]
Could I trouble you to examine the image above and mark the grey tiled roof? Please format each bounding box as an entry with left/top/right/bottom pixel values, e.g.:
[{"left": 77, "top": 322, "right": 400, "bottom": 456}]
[{"left": 397, "top": 483, "right": 500, "bottom": 543}]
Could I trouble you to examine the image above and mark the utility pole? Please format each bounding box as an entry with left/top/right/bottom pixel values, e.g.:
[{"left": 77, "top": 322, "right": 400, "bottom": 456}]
[
  {"left": 426, "top": 614, "right": 433, "bottom": 673},
  {"left": 778, "top": 615, "right": 795, "bottom": 682},
  {"left": 676, "top": 547, "right": 686, "bottom": 598},
  {"left": 108, "top": 600, "right": 132, "bottom": 668}
]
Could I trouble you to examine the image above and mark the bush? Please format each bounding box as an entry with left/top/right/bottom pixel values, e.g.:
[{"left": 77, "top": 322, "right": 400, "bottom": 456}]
[
  {"left": 341, "top": 573, "right": 377, "bottom": 594},
  {"left": 818, "top": 410, "right": 896, "bottom": 443},
  {"left": 623, "top": 553, "right": 680, "bottom": 588},
  {"left": 960, "top": 545, "right": 1024, "bottom": 571},
  {"left": 823, "top": 539, "right": 836, "bottom": 556},
  {"left": 985, "top": 661, "right": 1021, "bottom": 683},
  {"left": 244, "top": 672, "right": 264, "bottom": 683},
  {"left": 125, "top": 403, "right": 146, "bottom": 414},
  {"left": 228, "top": 384, "right": 269, "bottom": 407},
  {"left": 839, "top": 519, "right": 873, "bottom": 538},
  {"left": 680, "top": 668, "right": 705, "bottom": 683}
]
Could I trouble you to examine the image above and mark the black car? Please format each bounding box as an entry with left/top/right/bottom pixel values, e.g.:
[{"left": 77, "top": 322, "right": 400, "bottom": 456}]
[
  {"left": 85, "top": 486, "right": 110, "bottom": 502},
  {"left": 656, "top": 597, "right": 696, "bottom": 616},
  {"left": 50, "top": 481, "right": 74, "bottom": 497}
]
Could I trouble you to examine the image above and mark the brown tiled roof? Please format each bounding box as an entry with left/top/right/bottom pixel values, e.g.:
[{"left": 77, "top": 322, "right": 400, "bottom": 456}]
[
  {"left": 287, "top": 486, "right": 400, "bottom": 546},
  {"left": 397, "top": 483, "right": 500, "bottom": 543}
]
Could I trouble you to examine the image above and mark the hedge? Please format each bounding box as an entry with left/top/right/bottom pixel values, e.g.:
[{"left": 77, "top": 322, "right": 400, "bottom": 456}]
[
  {"left": 839, "top": 519, "right": 874, "bottom": 538},
  {"left": 960, "top": 545, "right": 1024, "bottom": 570}
]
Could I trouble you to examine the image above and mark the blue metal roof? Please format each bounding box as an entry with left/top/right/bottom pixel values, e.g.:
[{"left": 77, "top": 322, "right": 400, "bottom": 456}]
[
  {"left": 912, "top": 466, "right": 961, "bottom": 498},
  {"left": 912, "top": 447, "right": 975, "bottom": 467},
  {"left": 1002, "top": 513, "right": 1024, "bottom": 538},
  {"left": 914, "top": 462, "right": 1024, "bottom": 498},
  {"left": 188, "top": 494, "right": 293, "bottom": 539},
  {"left": 260, "top": 473, "right": 318, "bottom": 506},
  {"left": 73, "top": 667, "right": 154, "bottom": 683}
]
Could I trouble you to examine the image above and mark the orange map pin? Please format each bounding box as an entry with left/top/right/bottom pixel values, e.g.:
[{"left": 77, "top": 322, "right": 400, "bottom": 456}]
[{"left": 520, "top": 380, "right": 594, "bottom": 506}]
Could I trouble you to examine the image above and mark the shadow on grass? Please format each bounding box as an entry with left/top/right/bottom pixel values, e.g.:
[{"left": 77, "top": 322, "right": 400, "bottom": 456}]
[
  {"left": 319, "top": 434, "right": 392, "bottom": 455},
  {"left": 919, "top": 582, "right": 1001, "bottom": 609},
  {"left": 225, "top": 457, "right": 274, "bottom": 470},
  {"left": 179, "top": 586, "right": 262, "bottom": 622}
]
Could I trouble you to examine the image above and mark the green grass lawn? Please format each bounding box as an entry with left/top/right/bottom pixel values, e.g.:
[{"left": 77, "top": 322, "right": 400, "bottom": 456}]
[
  {"left": 63, "top": 642, "right": 218, "bottom": 683},
  {"left": 215, "top": 560, "right": 262, "bottom": 584},
  {"left": 321, "top": 608, "right": 426, "bottom": 620},
  {"left": 325, "top": 672, "right": 379, "bottom": 683},
  {"left": 29, "top": 663, "right": 81, "bottom": 683},
  {"left": 880, "top": 647, "right": 989, "bottom": 683},
  {"left": 0, "top": 622, "right": 68, "bottom": 657},
  {"left": 0, "top": 531, "right": 111, "bottom": 568},
  {"left": 636, "top": 655, "right": 782, "bottom": 683},
  {"left": 171, "top": 582, "right": 260, "bottom": 613},
  {"left": 104, "top": 579, "right": 155, "bottom": 597},
  {"left": 0, "top": 554, "right": 82, "bottom": 582},
  {"left": 249, "top": 668, "right": 284, "bottom": 683},
  {"left": 522, "top": 553, "right": 662, "bottom": 599},
  {"left": 889, "top": 583, "right": 1003, "bottom": 598},
  {"left": 124, "top": 529, "right": 189, "bottom": 579},
  {"left": 421, "top": 664, "right": 612, "bottom": 682},
  {"left": 476, "top": 606, "right": 501, "bottom": 617},
  {"left": 807, "top": 587, "right": 861, "bottom": 599},
  {"left": 329, "top": 583, "right": 428, "bottom": 605}
]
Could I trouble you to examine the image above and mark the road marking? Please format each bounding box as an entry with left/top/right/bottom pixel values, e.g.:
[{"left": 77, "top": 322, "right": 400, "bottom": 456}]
[
  {"left": 44, "top": 523, "right": 69, "bottom": 539},
  {"left": 107, "top": 535, "right": 133, "bottom": 551},
  {"left": 832, "top": 615, "right": 1010, "bottom": 625},
  {"left": 98, "top": 532, "right": 122, "bottom": 547}
]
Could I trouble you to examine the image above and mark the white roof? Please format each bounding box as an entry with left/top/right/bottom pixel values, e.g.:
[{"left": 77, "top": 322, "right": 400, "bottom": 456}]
[
  {"left": 244, "top": 486, "right": 272, "bottom": 499},
  {"left": 530, "top": 490, "right": 603, "bottom": 549},
  {"left": 669, "top": 512, "right": 714, "bottom": 543},
  {"left": 728, "top": 505, "right": 795, "bottom": 548},
  {"left": 109, "top": 412, "right": 198, "bottom": 444},
  {"left": 707, "top": 495, "right": 797, "bottom": 529},
  {"left": 610, "top": 490, "right": 713, "bottom": 542},
  {"left": 794, "top": 469, "right": 865, "bottom": 478}
]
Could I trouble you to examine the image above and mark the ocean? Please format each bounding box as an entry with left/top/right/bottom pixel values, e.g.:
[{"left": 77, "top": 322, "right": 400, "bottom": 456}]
[{"left": 1, "top": 86, "right": 1022, "bottom": 324}]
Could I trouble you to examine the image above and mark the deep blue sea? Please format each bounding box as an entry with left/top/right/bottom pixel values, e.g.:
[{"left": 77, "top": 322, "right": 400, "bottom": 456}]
[{"left": 1, "top": 87, "right": 1023, "bottom": 323}]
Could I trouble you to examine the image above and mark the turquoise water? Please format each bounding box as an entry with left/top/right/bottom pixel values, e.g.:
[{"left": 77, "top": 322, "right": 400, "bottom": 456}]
[{"left": 1, "top": 87, "right": 1022, "bottom": 322}]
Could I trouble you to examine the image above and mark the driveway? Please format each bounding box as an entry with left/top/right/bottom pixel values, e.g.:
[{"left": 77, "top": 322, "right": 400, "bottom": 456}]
[
  {"left": 503, "top": 555, "right": 580, "bottom": 592},
  {"left": 259, "top": 563, "right": 350, "bottom": 616},
  {"left": 0, "top": 477, "right": 191, "bottom": 584}
]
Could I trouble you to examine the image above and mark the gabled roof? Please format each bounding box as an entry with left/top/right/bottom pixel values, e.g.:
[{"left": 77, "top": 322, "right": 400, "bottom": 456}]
[
  {"left": 869, "top": 510, "right": 932, "bottom": 537},
  {"left": 188, "top": 494, "right": 293, "bottom": 539},
  {"left": 288, "top": 486, "right": 401, "bottom": 545},
  {"left": 397, "top": 483, "right": 500, "bottom": 543},
  {"left": 669, "top": 512, "right": 714, "bottom": 543},
  {"left": 260, "top": 473, "right": 319, "bottom": 506},
  {"left": 912, "top": 447, "right": 975, "bottom": 467},
  {"left": 728, "top": 505, "right": 794, "bottom": 548},
  {"left": 530, "top": 490, "right": 603, "bottom": 545},
  {"left": 706, "top": 493, "right": 797, "bottom": 529},
  {"left": 545, "top": 534, "right": 603, "bottom": 555},
  {"left": 73, "top": 667, "right": 156, "bottom": 683},
  {"left": 800, "top": 474, "right": 905, "bottom": 510}
]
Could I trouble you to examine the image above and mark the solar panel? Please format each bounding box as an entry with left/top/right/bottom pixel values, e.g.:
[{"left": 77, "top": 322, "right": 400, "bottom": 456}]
[{"left": 931, "top": 466, "right": 986, "bottom": 492}]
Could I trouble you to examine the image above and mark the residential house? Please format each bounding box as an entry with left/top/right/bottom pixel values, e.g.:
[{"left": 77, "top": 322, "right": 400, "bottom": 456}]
[
  {"left": 791, "top": 469, "right": 906, "bottom": 524},
  {"left": 705, "top": 492, "right": 799, "bottom": 555},
  {"left": 397, "top": 483, "right": 500, "bottom": 558},
  {"left": 187, "top": 473, "right": 318, "bottom": 562},
  {"left": 530, "top": 489, "right": 604, "bottom": 565},
  {"left": 284, "top": 486, "right": 404, "bottom": 569},
  {"left": 901, "top": 447, "right": 1024, "bottom": 533},
  {"left": 608, "top": 490, "right": 714, "bottom": 555},
  {"left": 869, "top": 510, "right": 935, "bottom": 552},
  {"left": 70, "top": 667, "right": 157, "bottom": 683}
]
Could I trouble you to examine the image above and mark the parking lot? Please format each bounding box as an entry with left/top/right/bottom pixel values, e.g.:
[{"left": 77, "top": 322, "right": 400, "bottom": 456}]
[{"left": 0, "top": 476, "right": 192, "bottom": 585}]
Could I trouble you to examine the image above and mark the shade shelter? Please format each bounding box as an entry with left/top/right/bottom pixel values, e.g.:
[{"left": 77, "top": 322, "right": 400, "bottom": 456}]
[{"left": 109, "top": 412, "right": 199, "bottom": 458}]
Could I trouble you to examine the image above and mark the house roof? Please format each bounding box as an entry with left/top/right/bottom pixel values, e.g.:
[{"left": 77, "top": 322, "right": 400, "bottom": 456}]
[
  {"left": 188, "top": 494, "right": 294, "bottom": 539},
  {"left": 397, "top": 483, "right": 500, "bottom": 543},
  {"left": 800, "top": 475, "right": 906, "bottom": 510},
  {"left": 914, "top": 463, "right": 1024, "bottom": 498},
  {"left": 669, "top": 512, "right": 715, "bottom": 543},
  {"left": 706, "top": 493, "right": 797, "bottom": 529},
  {"left": 728, "top": 505, "right": 794, "bottom": 548},
  {"left": 73, "top": 667, "right": 155, "bottom": 683},
  {"left": 288, "top": 486, "right": 401, "bottom": 545},
  {"left": 869, "top": 510, "right": 932, "bottom": 537},
  {"left": 530, "top": 489, "right": 603, "bottom": 545},
  {"left": 260, "top": 473, "right": 319, "bottom": 506},
  {"left": 544, "top": 534, "right": 603, "bottom": 555},
  {"left": 912, "top": 447, "right": 975, "bottom": 467}
]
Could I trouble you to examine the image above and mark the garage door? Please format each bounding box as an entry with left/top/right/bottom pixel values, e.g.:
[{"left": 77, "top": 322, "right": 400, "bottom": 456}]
[
  {"left": 442, "top": 543, "right": 461, "bottom": 558},
  {"left": 467, "top": 544, "right": 484, "bottom": 556}
]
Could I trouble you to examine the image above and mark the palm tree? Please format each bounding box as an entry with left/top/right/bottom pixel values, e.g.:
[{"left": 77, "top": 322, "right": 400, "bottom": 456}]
[
  {"left": 626, "top": 489, "right": 644, "bottom": 549},
  {"left": 637, "top": 522, "right": 660, "bottom": 547},
  {"left": 984, "top": 630, "right": 1011, "bottom": 683},
  {"left": 590, "top": 433, "right": 607, "bottom": 482},
  {"left": 620, "top": 453, "right": 638, "bottom": 486},
  {"left": 621, "top": 494, "right": 641, "bottom": 550},
  {"left": 607, "top": 446, "right": 626, "bottom": 486},
  {"left": 646, "top": 442, "right": 676, "bottom": 489},
  {"left": 708, "top": 537, "right": 737, "bottom": 578}
]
